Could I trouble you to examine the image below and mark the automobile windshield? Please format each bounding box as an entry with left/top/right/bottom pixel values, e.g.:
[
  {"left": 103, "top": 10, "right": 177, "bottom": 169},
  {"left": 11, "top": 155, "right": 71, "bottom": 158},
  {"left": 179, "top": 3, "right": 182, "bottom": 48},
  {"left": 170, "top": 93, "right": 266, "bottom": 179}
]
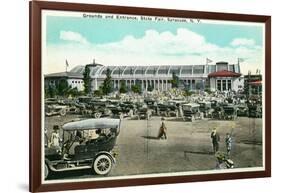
[{"left": 182, "top": 105, "right": 192, "bottom": 111}]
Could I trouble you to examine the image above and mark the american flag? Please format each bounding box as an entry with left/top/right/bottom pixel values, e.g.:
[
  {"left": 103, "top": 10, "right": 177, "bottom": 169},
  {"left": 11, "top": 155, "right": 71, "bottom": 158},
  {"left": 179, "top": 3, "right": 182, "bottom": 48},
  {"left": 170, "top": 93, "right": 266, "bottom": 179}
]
[
  {"left": 65, "top": 59, "right": 69, "bottom": 67},
  {"left": 206, "top": 58, "right": 213, "bottom": 64},
  {"left": 238, "top": 58, "right": 245, "bottom": 63},
  {"left": 65, "top": 59, "right": 69, "bottom": 72}
]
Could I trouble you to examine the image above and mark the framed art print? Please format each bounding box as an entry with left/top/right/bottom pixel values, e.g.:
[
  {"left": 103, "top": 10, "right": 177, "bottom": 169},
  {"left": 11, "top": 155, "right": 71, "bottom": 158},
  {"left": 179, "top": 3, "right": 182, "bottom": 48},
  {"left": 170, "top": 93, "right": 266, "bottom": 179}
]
[{"left": 30, "top": 1, "right": 271, "bottom": 192}]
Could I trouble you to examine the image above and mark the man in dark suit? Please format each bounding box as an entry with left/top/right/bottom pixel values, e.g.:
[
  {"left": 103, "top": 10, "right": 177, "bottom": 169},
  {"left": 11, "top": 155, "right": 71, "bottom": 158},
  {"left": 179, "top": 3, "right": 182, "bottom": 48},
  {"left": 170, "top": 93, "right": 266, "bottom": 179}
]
[{"left": 211, "top": 128, "right": 220, "bottom": 153}]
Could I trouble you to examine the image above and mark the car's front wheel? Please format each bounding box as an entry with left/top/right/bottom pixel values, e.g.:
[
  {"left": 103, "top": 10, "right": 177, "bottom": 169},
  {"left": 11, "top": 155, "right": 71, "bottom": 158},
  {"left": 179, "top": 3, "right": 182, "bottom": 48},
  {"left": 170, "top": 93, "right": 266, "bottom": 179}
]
[
  {"left": 60, "top": 109, "right": 66, "bottom": 116},
  {"left": 44, "top": 163, "right": 49, "bottom": 180},
  {"left": 94, "top": 112, "right": 101, "bottom": 118},
  {"left": 93, "top": 154, "right": 112, "bottom": 175}
]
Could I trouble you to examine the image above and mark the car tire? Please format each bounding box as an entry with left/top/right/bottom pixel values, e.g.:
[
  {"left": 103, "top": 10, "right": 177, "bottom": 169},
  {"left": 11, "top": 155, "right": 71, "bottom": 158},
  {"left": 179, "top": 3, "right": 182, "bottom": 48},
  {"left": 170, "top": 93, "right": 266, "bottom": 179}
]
[
  {"left": 44, "top": 163, "right": 49, "bottom": 180},
  {"left": 75, "top": 108, "right": 80, "bottom": 114},
  {"left": 93, "top": 154, "right": 112, "bottom": 175},
  {"left": 94, "top": 112, "right": 101, "bottom": 118},
  {"left": 60, "top": 109, "right": 66, "bottom": 116}
]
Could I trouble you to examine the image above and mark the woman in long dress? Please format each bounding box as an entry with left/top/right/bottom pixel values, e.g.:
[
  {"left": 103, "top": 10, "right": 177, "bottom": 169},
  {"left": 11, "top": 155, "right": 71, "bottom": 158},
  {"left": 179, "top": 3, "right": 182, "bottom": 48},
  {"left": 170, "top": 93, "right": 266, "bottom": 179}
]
[
  {"left": 158, "top": 117, "right": 167, "bottom": 140},
  {"left": 50, "top": 125, "right": 60, "bottom": 149}
]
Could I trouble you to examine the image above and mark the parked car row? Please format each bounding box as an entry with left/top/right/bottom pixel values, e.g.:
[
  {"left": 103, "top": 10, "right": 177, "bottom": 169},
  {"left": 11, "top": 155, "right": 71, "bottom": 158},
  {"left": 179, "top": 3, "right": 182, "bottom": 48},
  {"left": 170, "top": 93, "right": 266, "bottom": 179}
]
[{"left": 45, "top": 92, "right": 262, "bottom": 121}]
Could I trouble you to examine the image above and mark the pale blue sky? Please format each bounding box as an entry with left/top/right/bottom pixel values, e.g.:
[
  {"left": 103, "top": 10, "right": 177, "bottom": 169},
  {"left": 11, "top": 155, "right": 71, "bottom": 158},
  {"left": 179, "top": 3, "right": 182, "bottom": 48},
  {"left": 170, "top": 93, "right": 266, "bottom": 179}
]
[
  {"left": 45, "top": 15, "right": 264, "bottom": 74},
  {"left": 47, "top": 16, "right": 263, "bottom": 47}
]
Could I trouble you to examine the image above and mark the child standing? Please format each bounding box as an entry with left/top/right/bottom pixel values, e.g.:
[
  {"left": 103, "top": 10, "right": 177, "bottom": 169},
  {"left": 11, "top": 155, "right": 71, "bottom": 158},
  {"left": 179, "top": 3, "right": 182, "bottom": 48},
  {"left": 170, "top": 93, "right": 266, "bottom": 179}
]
[{"left": 225, "top": 133, "right": 232, "bottom": 156}]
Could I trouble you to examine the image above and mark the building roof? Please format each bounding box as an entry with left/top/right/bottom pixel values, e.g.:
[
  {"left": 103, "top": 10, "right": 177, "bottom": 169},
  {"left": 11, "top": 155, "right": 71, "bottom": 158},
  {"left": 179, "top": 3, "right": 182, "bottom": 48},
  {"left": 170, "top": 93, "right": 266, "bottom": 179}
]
[
  {"left": 71, "top": 64, "right": 210, "bottom": 77},
  {"left": 45, "top": 71, "right": 83, "bottom": 79},
  {"left": 248, "top": 80, "right": 262, "bottom": 85},
  {"left": 208, "top": 70, "right": 241, "bottom": 78},
  {"left": 45, "top": 62, "right": 241, "bottom": 79}
]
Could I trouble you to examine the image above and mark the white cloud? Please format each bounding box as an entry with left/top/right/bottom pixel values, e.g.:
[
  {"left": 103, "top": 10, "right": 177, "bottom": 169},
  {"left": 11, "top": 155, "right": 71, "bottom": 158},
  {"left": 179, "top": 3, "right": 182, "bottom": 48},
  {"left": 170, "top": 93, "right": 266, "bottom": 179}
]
[
  {"left": 59, "top": 31, "right": 89, "bottom": 44},
  {"left": 97, "top": 28, "right": 219, "bottom": 56},
  {"left": 46, "top": 29, "right": 263, "bottom": 75},
  {"left": 230, "top": 38, "right": 256, "bottom": 47}
]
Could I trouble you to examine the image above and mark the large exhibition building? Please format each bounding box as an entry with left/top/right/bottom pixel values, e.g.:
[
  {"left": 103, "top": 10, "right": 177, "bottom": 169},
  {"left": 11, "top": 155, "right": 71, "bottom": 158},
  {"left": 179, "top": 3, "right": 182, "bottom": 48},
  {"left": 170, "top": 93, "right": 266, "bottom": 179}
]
[{"left": 45, "top": 61, "right": 244, "bottom": 92}]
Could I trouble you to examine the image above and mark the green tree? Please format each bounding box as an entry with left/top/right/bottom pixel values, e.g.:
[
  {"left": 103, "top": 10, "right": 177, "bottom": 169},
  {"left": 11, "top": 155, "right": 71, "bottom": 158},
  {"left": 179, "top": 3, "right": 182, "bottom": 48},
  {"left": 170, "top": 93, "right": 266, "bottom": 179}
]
[
  {"left": 170, "top": 72, "right": 179, "bottom": 88},
  {"left": 83, "top": 65, "right": 91, "bottom": 94},
  {"left": 204, "top": 88, "right": 212, "bottom": 94},
  {"left": 119, "top": 80, "right": 127, "bottom": 93},
  {"left": 131, "top": 81, "right": 142, "bottom": 94},
  {"left": 69, "top": 87, "right": 79, "bottom": 97},
  {"left": 93, "top": 89, "right": 103, "bottom": 97},
  {"left": 147, "top": 84, "right": 153, "bottom": 92},
  {"left": 101, "top": 68, "right": 113, "bottom": 95},
  {"left": 183, "top": 89, "right": 194, "bottom": 97},
  {"left": 46, "top": 84, "right": 57, "bottom": 98},
  {"left": 56, "top": 79, "right": 71, "bottom": 97},
  {"left": 195, "top": 82, "right": 202, "bottom": 90}
]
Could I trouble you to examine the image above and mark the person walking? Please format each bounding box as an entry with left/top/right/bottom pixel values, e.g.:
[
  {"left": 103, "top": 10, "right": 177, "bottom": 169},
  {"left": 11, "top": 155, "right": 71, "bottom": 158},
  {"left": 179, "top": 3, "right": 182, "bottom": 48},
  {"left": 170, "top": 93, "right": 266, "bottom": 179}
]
[
  {"left": 211, "top": 128, "right": 220, "bottom": 153},
  {"left": 225, "top": 133, "right": 232, "bottom": 156},
  {"left": 158, "top": 117, "right": 167, "bottom": 140}
]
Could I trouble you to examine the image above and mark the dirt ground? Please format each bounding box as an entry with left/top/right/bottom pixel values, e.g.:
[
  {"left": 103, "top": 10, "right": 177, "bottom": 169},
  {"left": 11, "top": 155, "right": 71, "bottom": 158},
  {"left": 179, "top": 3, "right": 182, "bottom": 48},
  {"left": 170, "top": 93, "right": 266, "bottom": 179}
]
[{"left": 45, "top": 115, "right": 263, "bottom": 180}]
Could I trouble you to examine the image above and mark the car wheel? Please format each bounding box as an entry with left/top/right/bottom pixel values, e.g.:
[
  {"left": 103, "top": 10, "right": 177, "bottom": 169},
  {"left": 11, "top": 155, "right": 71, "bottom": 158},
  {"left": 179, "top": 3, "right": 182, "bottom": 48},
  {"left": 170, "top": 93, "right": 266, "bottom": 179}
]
[
  {"left": 93, "top": 154, "right": 112, "bottom": 175},
  {"left": 75, "top": 108, "right": 80, "bottom": 114},
  {"left": 60, "top": 109, "right": 66, "bottom": 116},
  {"left": 44, "top": 163, "right": 49, "bottom": 180},
  {"left": 94, "top": 112, "right": 101, "bottom": 118}
]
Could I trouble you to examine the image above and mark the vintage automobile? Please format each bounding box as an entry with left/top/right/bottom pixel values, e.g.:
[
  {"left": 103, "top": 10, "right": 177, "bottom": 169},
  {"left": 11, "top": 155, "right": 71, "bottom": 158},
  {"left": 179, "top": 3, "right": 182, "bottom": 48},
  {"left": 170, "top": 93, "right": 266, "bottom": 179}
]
[
  {"left": 144, "top": 98, "right": 158, "bottom": 114},
  {"left": 44, "top": 118, "right": 121, "bottom": 179},
  {"left": 119, "top": 101, "right": 137, "bottom": 116},
  {"left": 182, "top": 103, "right": 203, "bottom": 122},
  {"left": 222, "top": 104, "right": 238, "bottom": 120},
  {"left": 74, "top": 96, "right": 92, "bottom": 114},
  {"left": 157, "top": 101, "right": 179, "bottom": 117},
  {"left": 45, "top": 98, "right": 68, "bottom": 116},
  {"left": 198, "top": 101, "right": 213, "bottom": 118},
  {"left": 45, "top": 98, "right": 58, "bottom": 104},
  {"left": 88, "top": 99, "right": 112, "bottom": 118},
  {"left": 248, "top": 103, "right": 262, "bottom": 118},
  {"left": 210, "top": 100, "right": 219, "bottom": 109},
  {"left": 137, "top": 105, "right": 152, "bottom": 120},
  {"left": 74, "top": 97, "right": 111, "bottom": 118},
  {"left": 237, "top": 104, "right": 249, "bottom": 117},
  {"left": 59, "top": 99, "right": 80, "bottom": 114},
  {"left": 211, "top": 106, "right": 224, "bottom": 119}
]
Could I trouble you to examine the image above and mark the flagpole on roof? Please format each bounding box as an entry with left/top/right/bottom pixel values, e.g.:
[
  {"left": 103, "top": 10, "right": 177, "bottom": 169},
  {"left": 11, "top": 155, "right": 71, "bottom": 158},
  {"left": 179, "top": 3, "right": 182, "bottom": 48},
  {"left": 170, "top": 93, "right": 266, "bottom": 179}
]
[
  {"left": 237, "top": 58, "right": 244, "bottom": 73},
  {"left": 65, "top": 59, "right": 69, "bottom": 72},
  {"left": 206, "top": 58, "right": 212, "bottom": 74}
]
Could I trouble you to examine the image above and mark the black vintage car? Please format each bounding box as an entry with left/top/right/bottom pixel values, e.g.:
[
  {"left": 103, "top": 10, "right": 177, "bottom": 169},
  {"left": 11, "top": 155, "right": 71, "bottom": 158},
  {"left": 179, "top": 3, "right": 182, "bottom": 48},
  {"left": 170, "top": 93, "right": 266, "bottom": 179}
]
[
  {"left": 74, "top": 96, "right": 92, "bottom": 114},
  {"left": 88, "top": 99, "right": 112, "bottom": 118},
  {"left": 137, "top": 105, "right": 152, "bottom": 120},
  {"left": 182, "top": 103, "right": 203, "bottom": 121},
  {"left": 248, "top": 103, "right": 262, "bottom": 118},
  {"left": 211, "top": 106, "right": 224, "bottom": 119},
  {"left": 119, "top": 101, "right": 137, "bottom": 115},
  {"left": 237, "top": 104, "right": 249, "bottom": 117},
  {"left": 44, "top": 118, "right": 121, "bottom": 179},
  {"left": 222, "top": 105, "right": 238, "bottom": 120},
  {"left": 45, "top": 98, "right": 68, "bottom": 116},
  {"left": 198, "top": 101, "right": 212, "bottom": 118},
  {"left": 144, "top": 98, "right": 158, "bottom": 114},
  {"left": 157, "top": 101, "right": 178, "bottom": 117}
]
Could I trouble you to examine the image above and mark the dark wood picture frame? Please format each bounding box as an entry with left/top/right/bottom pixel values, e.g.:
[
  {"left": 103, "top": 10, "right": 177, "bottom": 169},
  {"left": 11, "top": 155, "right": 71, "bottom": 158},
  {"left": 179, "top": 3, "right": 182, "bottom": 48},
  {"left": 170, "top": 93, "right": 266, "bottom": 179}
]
[{"left": 30, "top": 1, "right": 271, "bottom": 192}]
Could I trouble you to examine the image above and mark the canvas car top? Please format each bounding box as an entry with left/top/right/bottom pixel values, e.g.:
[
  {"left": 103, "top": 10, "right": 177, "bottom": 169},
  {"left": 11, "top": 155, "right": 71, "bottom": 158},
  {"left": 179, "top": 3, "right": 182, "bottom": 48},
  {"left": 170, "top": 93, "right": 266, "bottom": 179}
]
[
  {"left": 62, "top": 118, "right": 121, "bottom": 131},
  {"left": 183, "top": 103, "right": 200, "bottom": 107}
]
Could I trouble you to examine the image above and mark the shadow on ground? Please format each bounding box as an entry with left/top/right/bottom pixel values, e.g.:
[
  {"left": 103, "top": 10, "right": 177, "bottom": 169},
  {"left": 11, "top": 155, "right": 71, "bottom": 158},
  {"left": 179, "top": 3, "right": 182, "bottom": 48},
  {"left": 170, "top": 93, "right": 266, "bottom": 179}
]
[{"left": 141, "top": 135, "right": 159, "bottom": 140}]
